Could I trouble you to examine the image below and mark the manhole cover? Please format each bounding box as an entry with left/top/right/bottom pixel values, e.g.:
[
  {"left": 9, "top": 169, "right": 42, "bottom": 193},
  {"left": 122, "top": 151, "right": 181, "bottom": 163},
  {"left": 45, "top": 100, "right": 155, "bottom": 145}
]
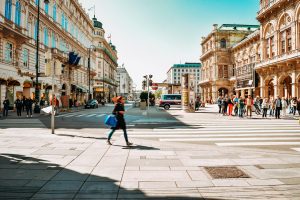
[{"left": 204, "top": 166, "right": 250, "bottom": 179}]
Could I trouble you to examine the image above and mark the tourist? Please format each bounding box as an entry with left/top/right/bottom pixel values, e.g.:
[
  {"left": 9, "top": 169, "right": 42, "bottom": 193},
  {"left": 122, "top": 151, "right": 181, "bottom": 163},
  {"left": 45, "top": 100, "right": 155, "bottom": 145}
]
[
  {"left": 25, "top": 97, "right": 33, "bottom": 117},
  {"left": 291, "top": 98, "right": 297, "bottom": 116},
  {"left": 2, "top": 97, "right": 9, "bottom": 117},
  {"left": 107, "top": 96, "right": 132, "bottom": 146},
  {"left": 246, "top": 96, "right": 253, "bottom": 117},
  {"left": 282, "top": 97, "right": 288, "bottom": 116},
  {"left": 14, "top": 97, "right": 23, "bottom": 117},
  {"left": 297, "top": 98, "right": 300, "bottom": 116},
  {"left": 217, "top": 96, "right": 222, "bottom": 114},
  {"left": 227, "top": 96, "right": 234, "bottom": 116},
  {"left": 238, "top": 97, "right": 245, "bottom": 118},
  {"left": 274, "top": 96, "right": 282, "bottom": 119},
  {"left": 262, "top": 98, "right": 268, "bottom": 118}
]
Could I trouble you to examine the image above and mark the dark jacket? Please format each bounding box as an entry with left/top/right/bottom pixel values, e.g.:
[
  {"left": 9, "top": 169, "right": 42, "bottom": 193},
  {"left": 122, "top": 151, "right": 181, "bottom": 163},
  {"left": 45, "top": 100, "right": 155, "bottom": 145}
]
[
  {"left": 112, "top": 103, "right": 126, "bottom": 130},
  {"left": 3, "top": 99, "right": 10, "bottom": 109},
  {"left": 297, "top": 101, "right": 300, "bottom": 111},
  {"left": 15, "top": 99, "right": 22, "bottom": 108},
  {"left": 25, "top": 99, "right": 33, "bottom": 109}
]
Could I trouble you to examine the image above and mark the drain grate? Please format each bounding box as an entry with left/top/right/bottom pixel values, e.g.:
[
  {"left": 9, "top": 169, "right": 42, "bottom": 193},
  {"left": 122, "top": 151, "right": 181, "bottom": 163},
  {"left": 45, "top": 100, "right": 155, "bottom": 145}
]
[{"left": 204, "top": 166, "right": 250, "bottom": 179}]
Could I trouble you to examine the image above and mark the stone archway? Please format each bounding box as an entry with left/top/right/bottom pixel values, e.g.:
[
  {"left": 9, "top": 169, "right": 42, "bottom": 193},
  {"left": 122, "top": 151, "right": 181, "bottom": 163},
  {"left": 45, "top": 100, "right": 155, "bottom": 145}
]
[
  {"left": 279, "top": 76, "right": 292, "bottom": 98},
  {"left": 218, "top": 87, "right": 229, "bottom": 97}
]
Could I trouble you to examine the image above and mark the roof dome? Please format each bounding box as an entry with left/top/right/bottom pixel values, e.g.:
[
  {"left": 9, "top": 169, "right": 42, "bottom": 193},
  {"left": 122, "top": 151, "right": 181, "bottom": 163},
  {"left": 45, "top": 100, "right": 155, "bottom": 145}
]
[{"left": 92, "top": 17, "right": 103, "bottom": 29}]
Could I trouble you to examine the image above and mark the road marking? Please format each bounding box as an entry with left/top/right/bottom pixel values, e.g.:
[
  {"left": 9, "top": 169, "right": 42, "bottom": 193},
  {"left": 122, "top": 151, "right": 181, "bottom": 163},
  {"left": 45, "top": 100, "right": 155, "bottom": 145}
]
[
  {"left": 62, "top": 114, "right": 76, "bottom": 118},
  {"left": 75, "top": 114, "right": 85, "bottom": 117},
  {"left": 96, "top": 114, "right": 105, "bottom": 117},
  {"left": 215, "top": 142, "right": 300, "bottom": 146},
  {"left": 291, "top": 148, "right": 300, "bottom": 152},
  {"left": 86, "top": 114, "right": 97, "bottom": 117},
  {"left": 129, "top": 133, "right": 300, "bottom": 138},
  {"left": 159, "top": 137, "right": 300, "bottom": 142},
  {"left": 131, "top": 130, "right": 300, "bottom": 134}
]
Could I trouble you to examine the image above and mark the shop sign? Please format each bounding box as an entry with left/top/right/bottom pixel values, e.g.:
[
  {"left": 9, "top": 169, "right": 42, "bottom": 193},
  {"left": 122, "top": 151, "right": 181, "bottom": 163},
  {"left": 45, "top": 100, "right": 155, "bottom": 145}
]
[{"left": 237, "top": 79, "right": 253, "bottom": 88}]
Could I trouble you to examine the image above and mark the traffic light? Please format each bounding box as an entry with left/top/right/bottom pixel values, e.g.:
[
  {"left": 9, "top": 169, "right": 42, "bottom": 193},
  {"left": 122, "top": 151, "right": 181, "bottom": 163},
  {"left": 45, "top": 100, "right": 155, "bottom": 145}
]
[
  {"left": 142, "top": 80, "right": 146, "bottom": 90},
  {"left": 149, "top": 79, "right": 153, "bottom": 86}
]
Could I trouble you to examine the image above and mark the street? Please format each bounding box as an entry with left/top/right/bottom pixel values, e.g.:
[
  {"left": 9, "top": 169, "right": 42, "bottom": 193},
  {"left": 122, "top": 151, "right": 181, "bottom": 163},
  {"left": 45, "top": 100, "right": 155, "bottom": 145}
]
[{"left": 0, "top": 105, "right": 299, "bottom": 199}]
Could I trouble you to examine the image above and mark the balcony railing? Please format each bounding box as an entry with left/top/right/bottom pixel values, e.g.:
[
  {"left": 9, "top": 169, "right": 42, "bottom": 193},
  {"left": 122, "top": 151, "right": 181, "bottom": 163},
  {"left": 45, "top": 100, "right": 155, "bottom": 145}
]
[
  {"left": 257, "top": 0, "right": 281, "bottom": 17},
  {"left": 256, "top": 49, "right": 300, "bottom": 68}
]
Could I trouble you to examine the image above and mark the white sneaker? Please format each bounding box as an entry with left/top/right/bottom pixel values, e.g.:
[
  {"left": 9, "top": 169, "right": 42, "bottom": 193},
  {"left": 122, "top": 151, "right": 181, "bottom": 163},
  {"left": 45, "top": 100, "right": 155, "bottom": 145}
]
[
  {"left": 30, "top": 115, "right": 32, "bottom": 118},
  {"left": 27, "top": 115, "right": 28, "bottom": 118}
]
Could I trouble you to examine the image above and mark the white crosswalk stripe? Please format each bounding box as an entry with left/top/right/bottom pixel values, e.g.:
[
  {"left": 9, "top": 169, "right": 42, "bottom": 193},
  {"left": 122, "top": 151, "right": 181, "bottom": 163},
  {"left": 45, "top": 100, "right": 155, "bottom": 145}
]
[
  {"left": 56, "top": 113, "right": 107, "bottom": 118},
  {"left": 128, "top": 118, "right": 300, "bottom": 150}
]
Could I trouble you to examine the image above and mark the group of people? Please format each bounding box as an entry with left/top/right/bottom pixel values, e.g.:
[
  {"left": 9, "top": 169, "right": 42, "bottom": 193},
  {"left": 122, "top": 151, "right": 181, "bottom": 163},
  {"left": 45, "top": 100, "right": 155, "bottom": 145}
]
[
  {"left": 217, "top": 95, "right": 300, "bottom": 119},
  {"left": 2, "top": 96, "right": 34, "bottom": 118}
]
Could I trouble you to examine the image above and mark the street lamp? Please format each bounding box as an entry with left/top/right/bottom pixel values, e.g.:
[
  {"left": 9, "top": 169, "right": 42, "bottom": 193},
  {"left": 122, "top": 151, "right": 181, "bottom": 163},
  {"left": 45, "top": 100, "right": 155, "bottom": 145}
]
[
  {"left": 34, "top": 0, "right": 49, "bottom": 113},
  {"left": 88, "top": 45, "right": 96, "bottom": 100}
]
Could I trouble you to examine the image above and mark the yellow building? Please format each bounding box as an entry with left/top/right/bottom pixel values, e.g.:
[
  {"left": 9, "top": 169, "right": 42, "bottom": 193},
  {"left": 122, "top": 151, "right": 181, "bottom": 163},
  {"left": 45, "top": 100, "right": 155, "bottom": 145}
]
[
  {"left": 256, "top": 0, "right": 300, "bottom": 99},
  {"left": 0, "top": 0, "right": 104, "bottom": 109},
  {"left": 199, "top": 24, "right": 259, "bottom": 102}
]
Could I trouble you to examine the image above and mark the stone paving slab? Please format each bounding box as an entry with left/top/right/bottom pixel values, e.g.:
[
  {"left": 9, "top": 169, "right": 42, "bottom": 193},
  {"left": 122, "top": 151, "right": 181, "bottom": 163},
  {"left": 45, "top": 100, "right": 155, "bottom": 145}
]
[{"left": 0, "top": 129, "right": 300, "bottom": 199}]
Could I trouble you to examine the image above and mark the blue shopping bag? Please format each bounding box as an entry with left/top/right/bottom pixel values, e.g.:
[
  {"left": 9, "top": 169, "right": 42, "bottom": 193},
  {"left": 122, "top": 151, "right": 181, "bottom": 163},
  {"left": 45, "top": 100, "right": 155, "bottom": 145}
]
[{"left": 104, "top": 115, "right": 118, "bottom": 127}]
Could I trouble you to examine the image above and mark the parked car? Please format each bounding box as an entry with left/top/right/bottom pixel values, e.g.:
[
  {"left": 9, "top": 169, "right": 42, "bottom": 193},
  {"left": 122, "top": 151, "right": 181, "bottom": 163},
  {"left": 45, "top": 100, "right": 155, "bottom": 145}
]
[
  {"left": 159, "top": 94, "right": 182, "bottom": 110},
  {"left": 85, "top": 99, "right": 99, "bottom": 109}
]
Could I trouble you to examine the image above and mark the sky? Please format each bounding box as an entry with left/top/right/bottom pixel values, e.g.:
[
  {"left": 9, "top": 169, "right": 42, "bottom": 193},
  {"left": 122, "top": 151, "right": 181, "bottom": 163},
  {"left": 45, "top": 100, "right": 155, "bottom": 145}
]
[{"left": 79, "top": 0, "right": 259, "bottom": 89}]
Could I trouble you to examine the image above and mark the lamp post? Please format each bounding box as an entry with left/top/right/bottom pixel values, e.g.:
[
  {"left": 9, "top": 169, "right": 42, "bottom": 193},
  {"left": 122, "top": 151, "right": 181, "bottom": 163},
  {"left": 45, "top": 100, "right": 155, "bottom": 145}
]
[
  {"left": 34, "top": 0, "right": 49, "bottom": 113},
  {"left": 87, "top": 45, "right": 96, "bottom": 100},
  {"left": 102, "top": 54, "right": 105, "bottom": 103}
]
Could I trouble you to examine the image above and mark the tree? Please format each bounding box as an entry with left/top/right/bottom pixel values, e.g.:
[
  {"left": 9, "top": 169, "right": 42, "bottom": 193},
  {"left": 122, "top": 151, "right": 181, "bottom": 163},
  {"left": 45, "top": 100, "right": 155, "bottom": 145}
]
[{"left": 140, "top": 91, "right": 155, "bottom": 102}]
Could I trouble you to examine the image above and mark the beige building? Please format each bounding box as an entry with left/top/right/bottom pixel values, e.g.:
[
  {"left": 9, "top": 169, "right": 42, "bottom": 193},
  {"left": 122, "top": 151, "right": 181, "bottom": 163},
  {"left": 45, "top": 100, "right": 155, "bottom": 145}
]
[
  {"left": 232, "top": 30, "right": 260, "bottom": 98},
  {"left": 0, "top": 0, "right": 119, "bottom": 109},
  {"left": 92, "top": 17, "right": 118, "bottom": 103},
  {"left": 256, "top": 0, "right": 300, "bottom": 99},
  {"left": 199, "top": 24, "right": 259, "bottom": 102}
]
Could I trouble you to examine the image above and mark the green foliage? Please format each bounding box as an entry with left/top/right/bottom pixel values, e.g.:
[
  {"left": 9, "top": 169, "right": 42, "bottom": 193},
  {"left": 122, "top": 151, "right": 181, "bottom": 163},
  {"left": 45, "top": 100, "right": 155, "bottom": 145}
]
[{"left": 140, "top": 91, "right": 155, "bottom": 101}]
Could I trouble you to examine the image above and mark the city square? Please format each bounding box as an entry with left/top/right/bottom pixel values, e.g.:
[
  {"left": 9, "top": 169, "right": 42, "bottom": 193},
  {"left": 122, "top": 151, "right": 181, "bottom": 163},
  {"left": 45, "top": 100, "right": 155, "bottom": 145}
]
[{"left": 1, "top": 0, "right": 300, "bottom": 199}]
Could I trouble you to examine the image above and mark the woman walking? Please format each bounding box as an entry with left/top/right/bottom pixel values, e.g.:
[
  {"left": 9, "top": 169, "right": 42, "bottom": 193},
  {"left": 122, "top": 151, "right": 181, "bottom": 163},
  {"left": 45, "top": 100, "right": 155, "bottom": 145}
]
[
  {"left": 282, "top": 97, "right": 287, "bottom": 116},
  {"left": 227, "top": 96, "right": 234, "bottom": 116},
  {"left": 107, "top": 96, "right": 132, "bottom": 146}
]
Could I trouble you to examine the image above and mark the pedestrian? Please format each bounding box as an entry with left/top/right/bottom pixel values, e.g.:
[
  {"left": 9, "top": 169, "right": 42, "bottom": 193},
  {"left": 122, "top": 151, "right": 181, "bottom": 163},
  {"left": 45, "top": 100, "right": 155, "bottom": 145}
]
[
  {"left": 274, "top": 96, "right": 282, "bottom": 119},
  {"left": 291, "top": 98, "right": 297, "bottom": 116},
  {"left": 221, "top": 97, "right": 227, "bottom": 115},
  {"left": 297, "top": 98, "right": 300, "bottom": 116},
  {"left": 282, "top": 97, "right": 287, "bottom": 116},
  {"left": 269, "top": 96, "right": 275, "bottom": 116},
  {"left": 2, "top": 97, "right": 10, "bottom": 117},
  {"left": 227, "top": 96, "right": 234, "bottom": 116},
  {"left": 15, "top": 97, "right": 23, "bottom": 117},
  {"left": 262, "top": 98, "right": 268, "bottom": 118},
  {"left": 233, "top": 95, "right": 239, "bottom": 116},
  {"left": 107, "top": 96, "right": 132, "bottom": 146},
  {"left": 40, "top": 97, "right": 45, "bottom": 109},
  {"left": 25, "top": 97, "right": 33, "bottom": 117},
  {"left": 246, "top": 96, "right": 253, "bottom": 117},
  {"left": 22, "top": 96, "right": 26, "bottom": 112},
  {"left": 238, "top": 97, "right": 245, "bottom": 118},
  {"left": 217, "top": 96, "right": 222, "bottom": 114}
]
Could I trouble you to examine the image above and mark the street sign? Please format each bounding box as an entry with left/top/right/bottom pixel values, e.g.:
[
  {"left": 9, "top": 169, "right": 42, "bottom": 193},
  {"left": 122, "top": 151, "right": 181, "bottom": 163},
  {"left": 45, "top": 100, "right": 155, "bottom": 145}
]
[{"left": 151, "top": 83, "right": 158, "bottom": 90}]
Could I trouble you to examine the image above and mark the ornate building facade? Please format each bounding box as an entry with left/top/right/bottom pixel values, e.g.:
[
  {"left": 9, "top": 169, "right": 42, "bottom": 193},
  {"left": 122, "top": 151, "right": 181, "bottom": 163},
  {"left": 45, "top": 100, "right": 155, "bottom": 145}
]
[
  {"left": 199, "top": 24, "right": 259, "bottom": 102},
  {"left": 0, "top": 0, "right": 118, "bottom": 109},
  {"left": 256, "top": 0, "right": 300, "bottom": 99}
]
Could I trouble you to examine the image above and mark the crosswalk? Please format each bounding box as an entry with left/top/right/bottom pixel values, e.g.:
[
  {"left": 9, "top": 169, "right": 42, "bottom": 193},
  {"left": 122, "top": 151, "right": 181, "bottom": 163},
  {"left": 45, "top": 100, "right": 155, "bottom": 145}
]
[
  {"left": 56, "top": 113, "right": 106, "bottom": 118},
  {"left": 128, "top": 119, "right": 300, "bottom": 152}
]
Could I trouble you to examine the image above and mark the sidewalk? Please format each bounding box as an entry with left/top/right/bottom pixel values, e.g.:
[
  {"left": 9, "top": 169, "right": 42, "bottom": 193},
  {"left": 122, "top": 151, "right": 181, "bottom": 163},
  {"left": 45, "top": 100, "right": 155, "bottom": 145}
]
[{"left": 0, "top": 128, "right": 299, "bottom": 199}]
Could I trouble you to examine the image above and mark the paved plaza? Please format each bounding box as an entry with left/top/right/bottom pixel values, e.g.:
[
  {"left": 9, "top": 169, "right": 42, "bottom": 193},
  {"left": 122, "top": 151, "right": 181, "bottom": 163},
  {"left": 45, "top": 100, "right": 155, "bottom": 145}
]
[{"left": 0, "top": 105, "right": 299, "bottom": 199}]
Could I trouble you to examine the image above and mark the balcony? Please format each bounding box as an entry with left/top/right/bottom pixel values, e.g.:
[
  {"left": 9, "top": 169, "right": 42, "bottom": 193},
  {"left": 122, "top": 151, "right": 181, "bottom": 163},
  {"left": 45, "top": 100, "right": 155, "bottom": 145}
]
[
  {"left": 0, "top": 18, "right": 29, "bottom": 43},
  {"left": 199, "top": 78, "right": 213, "bottom": 85},
  {"left": 255, "top": 49, "right": 300, "bottom": 69},
  {"left": 257, "top": 0, "right": 285, "bottom": 20}
]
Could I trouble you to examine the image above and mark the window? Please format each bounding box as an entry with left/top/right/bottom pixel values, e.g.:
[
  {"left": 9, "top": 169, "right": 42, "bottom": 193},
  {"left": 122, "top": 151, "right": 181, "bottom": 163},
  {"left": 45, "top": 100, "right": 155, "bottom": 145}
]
[
  {"left": 35, "top": 0, "right": 38, "bottom": 5},
  {"left": 287, "top": 28, "right": 292, "bottom": 52},
  {"left": 5, "top": 0, "right": 12, "bottom": 20},
  {"left": 280, "top": 32, "right": 286, "bottom": 54},
  {"left": 53, "top": 4, "right": 57, "bottom": 21},
  {"left": 5, "top": 42, "right": 13, "bottom": 62},
  {"left": 61, "top": 13, "right": 65, "bottom": 28},
  {"left": 15, "top": 1, "right": 21, "bottom": 26},
  {"left": 220, "top": 38, "right": 226, "bottom": 48},
  {"left": 34, "top": 22, "right": 37, "bottom": 40},
  {"left": 44, "top": 28, "right": 48, "bottom": 46},
  {"left": 52, "top": 32, "right": 56, "bottom": 48},
  {"left": 45, "top": 2, "right": 49, "bottom": 14},
  {"left": 23, "top": 49, "right": 29, "bottom": 68}
]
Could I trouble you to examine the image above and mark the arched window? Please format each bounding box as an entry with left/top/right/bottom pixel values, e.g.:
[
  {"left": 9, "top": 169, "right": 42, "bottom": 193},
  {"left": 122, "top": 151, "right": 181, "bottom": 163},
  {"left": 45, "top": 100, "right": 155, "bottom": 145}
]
[
  {"left": 5, "top": 0, "right": 12, "bottom": 20},
  {"left": 15, "top": 1, "right": 21, "bottom": 26},
  {"left": 53, "top": 4, "right": 57, "bottom": 21},
  {"left": 44, "top": 28, "right": 48, "bottom": 46},
  {"left": 220, "top": 38, "right": 226, "bottom": 48}
]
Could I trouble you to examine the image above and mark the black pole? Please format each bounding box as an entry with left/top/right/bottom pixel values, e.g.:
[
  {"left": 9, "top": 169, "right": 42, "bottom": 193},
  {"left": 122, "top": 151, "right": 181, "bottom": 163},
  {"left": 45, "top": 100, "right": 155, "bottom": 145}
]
[
  {"left": 88, "top": 48, "right": 91, "bottom": 100},
  {"left": 34, "top": 0, "right": 41, "bottom": 113}
]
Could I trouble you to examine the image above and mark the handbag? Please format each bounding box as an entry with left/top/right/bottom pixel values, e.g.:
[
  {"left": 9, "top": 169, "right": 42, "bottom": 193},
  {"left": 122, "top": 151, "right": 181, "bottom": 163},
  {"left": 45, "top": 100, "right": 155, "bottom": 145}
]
[{"left": 104, "top": 115, "right": 118, "bottom": 127}]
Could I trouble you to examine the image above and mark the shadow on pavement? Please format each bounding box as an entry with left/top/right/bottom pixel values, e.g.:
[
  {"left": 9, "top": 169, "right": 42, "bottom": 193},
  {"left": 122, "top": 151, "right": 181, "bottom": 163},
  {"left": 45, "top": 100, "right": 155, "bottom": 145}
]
[{"left": 0, "top": 154, "right": 224, "bottom": 200}]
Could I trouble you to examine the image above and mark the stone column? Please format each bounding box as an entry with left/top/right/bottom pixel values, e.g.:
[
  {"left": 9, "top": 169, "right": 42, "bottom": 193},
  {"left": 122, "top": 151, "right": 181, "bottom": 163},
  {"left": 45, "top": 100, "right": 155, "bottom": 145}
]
[
  {"left": 241, "top": 89, "right": 245, "bottom": 98},
  {"left": 212, "top": 84, "right": 217, "bottom": 102},
  {"left": 260, "top": 76, "right": 264, "bottom": 98},
  {"left": 291, "top": 71, "right": 296, "bottom": 97},
  {"left": 248, "top": 88, "right": 252, "bottom": 97},
  {"left": 273, "top": 75, "right": 278, "bottom": 97}
]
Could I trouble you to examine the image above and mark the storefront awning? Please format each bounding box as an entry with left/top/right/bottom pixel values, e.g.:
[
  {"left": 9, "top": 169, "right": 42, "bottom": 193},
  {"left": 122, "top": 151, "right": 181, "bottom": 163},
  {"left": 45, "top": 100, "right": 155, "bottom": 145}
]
[{"left": 76, "top": 85, "right": 87, "bottom": 93}]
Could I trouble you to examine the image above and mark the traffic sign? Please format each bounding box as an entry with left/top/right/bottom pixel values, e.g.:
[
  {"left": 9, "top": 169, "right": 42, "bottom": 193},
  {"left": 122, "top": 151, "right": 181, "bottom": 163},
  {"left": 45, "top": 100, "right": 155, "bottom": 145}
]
[{"left": 151, "top": 83, "right": 158, "bottom": 90}]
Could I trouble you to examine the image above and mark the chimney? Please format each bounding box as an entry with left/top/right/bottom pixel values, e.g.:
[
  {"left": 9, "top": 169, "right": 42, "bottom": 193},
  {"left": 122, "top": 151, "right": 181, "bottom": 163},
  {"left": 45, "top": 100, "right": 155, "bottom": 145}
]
[{"left": 213, "top": 24, "right": 218, "bottom": 30}]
